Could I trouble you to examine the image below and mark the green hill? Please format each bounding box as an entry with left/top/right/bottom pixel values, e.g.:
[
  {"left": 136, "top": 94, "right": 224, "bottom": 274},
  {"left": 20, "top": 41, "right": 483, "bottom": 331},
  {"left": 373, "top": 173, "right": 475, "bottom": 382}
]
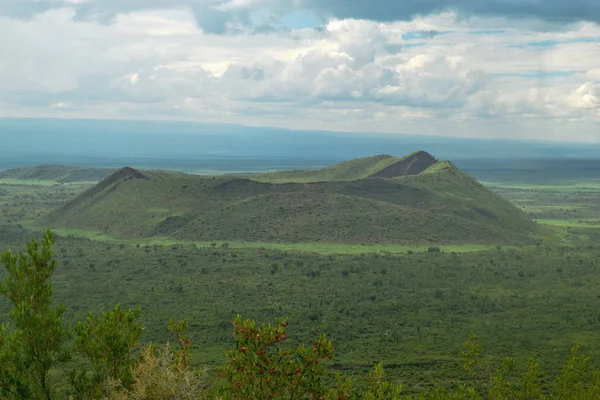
[
  {"left": 47, "top": 152, "right": 540, "bottom": 245},
  {"left": 251, "top": 151, "right": 437, "bottom": 183},
  {"left": 0, "top": 165, "right": 114, "bottom": 183}
]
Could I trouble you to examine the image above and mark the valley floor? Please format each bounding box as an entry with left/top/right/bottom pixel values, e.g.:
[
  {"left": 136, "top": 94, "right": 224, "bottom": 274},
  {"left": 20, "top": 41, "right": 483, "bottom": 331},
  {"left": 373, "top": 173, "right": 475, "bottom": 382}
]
[{"left": 2, "top": 169, "right": 600, "bottom": 392}]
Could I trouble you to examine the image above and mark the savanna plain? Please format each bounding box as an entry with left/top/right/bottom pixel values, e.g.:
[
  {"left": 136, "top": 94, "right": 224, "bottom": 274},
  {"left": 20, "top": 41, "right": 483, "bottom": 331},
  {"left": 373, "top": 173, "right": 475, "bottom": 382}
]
[{"left": 2, "top": 155, "right": 600, "bottom": 399}]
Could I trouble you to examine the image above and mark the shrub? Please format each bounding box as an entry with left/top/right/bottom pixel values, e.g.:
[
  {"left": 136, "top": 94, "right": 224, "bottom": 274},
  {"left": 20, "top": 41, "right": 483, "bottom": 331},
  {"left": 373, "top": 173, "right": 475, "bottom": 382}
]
[{"left": 218, "top": 316, "right": 334, "bottom": 399}]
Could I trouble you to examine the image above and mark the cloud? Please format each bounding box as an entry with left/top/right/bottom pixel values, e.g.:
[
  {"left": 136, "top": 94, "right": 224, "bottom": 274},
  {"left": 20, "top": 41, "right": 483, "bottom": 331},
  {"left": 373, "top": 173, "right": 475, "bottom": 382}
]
[
  {"left": 372, "top": 55, "right": 487, "bottom": 107},
  {"left": 1, "top": 4, "right": 600, "bottom": 141},
  {"left": 569, "top": 82, "right": 600, "bottom": 111},
  {"left": 2, "top": 0, "right": 600, "bottom": 35},
  {"left": 0, "top": 11, "right": 484, "bottom": 110}
]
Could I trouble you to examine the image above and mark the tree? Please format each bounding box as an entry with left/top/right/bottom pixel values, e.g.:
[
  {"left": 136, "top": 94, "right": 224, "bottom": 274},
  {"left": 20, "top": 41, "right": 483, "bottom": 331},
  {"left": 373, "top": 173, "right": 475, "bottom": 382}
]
[
  {"left": 0, "top": 230, "right": 70, "bottom": 400},
  {"left": 70, "top": 305, "right": 143, "bottom": 398},
  {"left": 554, "top": 346, "right": 593, "bottom": 399},
  {"left": 460, "top": 333, "right": 494, "bottom": 397},
  {"left": 362, "top": 363, "right": 403, "bottom": 400},
  {"left": 0, "top": 323, "right": 29, "bottom": 399}
]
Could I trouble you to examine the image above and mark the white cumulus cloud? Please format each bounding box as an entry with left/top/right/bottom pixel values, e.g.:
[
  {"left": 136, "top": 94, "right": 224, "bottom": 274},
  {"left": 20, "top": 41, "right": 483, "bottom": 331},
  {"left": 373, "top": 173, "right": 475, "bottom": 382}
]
[{"left": 0, "top": 4, "right": 600, "bottom": 141}]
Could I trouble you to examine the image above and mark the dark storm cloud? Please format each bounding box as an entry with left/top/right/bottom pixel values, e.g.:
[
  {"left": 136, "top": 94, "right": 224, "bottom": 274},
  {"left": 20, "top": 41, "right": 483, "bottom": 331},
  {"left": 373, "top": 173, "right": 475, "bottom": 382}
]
[
  {"left": 304, "top": 0, "right": 600, "bottom": 24},
  {"left": 1, "top": 0, "right": 600, "bottom": 33}
]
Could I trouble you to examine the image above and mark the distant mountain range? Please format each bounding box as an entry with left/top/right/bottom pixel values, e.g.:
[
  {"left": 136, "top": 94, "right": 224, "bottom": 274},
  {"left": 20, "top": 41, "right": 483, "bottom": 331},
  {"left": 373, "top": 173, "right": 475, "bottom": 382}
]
[{"left": 2, "top": 118, "right": 600, "bottom": 173}]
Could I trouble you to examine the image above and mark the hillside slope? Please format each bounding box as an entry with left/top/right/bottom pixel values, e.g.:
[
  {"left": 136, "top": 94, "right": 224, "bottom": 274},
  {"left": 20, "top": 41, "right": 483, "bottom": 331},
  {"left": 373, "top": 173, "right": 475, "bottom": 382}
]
[
  {"left": 251, "top": 151, "right": 437, "bottom": 183},
  {"left": 47, "top": 153, "right": 539, "bottom": 245},
  {"left": 0, "top": 165, "right": 114, "bottom": 183}
]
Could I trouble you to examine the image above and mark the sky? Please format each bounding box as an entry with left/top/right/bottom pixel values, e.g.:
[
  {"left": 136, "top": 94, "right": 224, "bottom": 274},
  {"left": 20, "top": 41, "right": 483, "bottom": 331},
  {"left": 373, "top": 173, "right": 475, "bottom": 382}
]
[{"left": 1, "top": 1, "right": 600, "bottom": 142}]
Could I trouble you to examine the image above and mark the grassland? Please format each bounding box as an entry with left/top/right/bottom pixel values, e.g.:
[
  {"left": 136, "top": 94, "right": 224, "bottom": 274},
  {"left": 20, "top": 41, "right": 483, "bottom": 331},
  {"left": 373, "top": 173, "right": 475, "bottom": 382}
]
[
  {"left": 0, "top": 178, "right": 63, "bottom": 186},
  {"left": 487, "top": 180, "right": 600, "bottom": 226},
  {"left": 249, "top": 155, "right": 398, "bottom": 183},
  {"left": 2, "top": 161, "right": 600, "bottom": 393},
  {"left": 483, "top": 181, "right": 600, "bottom": 191},
  {"left": 534, "top": 218, "right": 600, "bottom": 228},
  {"left": 0, "top": 164, "right": 113, "bottom": 183},
  {"left": 2, "top": 227, "right": 600, "bottom": 393},
  {"left": 19, "top": 221, "right": 499, "bottom": 255},
  {"left": 0, "top": 180, "right": 96, "bottom": 225}
]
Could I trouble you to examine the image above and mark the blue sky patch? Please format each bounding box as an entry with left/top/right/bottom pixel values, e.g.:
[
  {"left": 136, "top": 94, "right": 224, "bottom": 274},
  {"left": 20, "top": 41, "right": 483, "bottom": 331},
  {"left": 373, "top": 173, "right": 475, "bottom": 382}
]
[
  {"left": 401, "top": 30, "right": 452, "bottom": 40},
  {"left": 281, "top": 10, "right": 321, "bottom": 29},
  {"left": 511, "top": 37, "right": 600, "bottom": 48}
]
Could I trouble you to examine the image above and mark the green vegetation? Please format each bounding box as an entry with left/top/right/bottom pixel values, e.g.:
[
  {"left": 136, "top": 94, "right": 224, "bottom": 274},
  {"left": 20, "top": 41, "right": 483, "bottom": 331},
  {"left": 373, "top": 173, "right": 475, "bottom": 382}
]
[
  {"left": 45, "top": 154, "right": 539, "bottom": 245},
  {"left": 420, "top": 160, "right": 452, "bottom": 175},
  {"left": 0, "top": 233, "right": 204, "bottom": 399},
  {"left": 0, "top": 165, "right": 113, "bottom": 184},
  {"left": 2, "top": 226, "right": 600, "bottom": 392},
  {"left": 3, "top": 234, "right": 600, "bottom": 399},
  {"left": 483, "top": 181, "right": 600, "bottom": 192},
  {"left": 70, "top": 304, "right": 144, "bottom": 397},
  {"left": 0, "top": 231, "right": 70, "bottom": 399},
  {"left": 2, "top": 157, "right": 600, "bottom": 397},
  {"left": 488, "top": 178, "right": 600, "bottom": 228},
  {"left": 15, "top": 223, "right": 504, "bottom": 254},
  {"left": 250, "top": 151, "right": 441, "bottom": 183},
  {"left": 0, "top": 178, "right": 64, "bottom": 186},
  {"left": 534, "top": 219, "right": 600, "bottom": 228},
  {"left": 0, "top": 178, "right": 96, "bottom": 226}
]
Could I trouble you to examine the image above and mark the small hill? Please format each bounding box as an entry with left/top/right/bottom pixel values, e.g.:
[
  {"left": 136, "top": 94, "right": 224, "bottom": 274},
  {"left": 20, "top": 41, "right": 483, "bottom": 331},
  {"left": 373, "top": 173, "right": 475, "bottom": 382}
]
[
  {"left": 251, "top": 151, "right": 437, "bottom": 183},
  {"left": 47, "top": 153, "right": 540, "bottom": 245},
  {"left": 0, "top": 165, "right": 114, "bottom": 183}
]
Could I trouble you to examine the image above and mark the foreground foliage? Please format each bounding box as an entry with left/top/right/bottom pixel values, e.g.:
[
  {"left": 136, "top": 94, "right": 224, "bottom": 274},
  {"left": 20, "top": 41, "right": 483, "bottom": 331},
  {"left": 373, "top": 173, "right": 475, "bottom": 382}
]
[
  {"left": 2, "top": 225, "right": 600, "bottom": 388},
  {"left": 0, "top": 230, "right": 70, "bottom": 399},
  {"left": 2, "top": 233, "right": 600, "bottom": 399},
  {"left": 218, "top": 316, "right": 334, "bottom": 399},
  {"left": 69, "top": 304, "right": 144, "bottom": 398}
]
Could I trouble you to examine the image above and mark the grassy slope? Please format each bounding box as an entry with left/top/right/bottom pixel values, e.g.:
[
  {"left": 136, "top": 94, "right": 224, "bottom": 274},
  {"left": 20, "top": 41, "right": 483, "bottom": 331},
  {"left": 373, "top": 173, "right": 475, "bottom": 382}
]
[
  {"left": 47, "top": 158, "right": 539, "bottom": 245},
  {"left": 0, "top": 165, "right": 114, "bottom": 183},
  {"left": 403, "top": 162, "right": 537, "bottom": 231},
  {"left": 250, "top": 151, "right": 437, "bottom": 183},
  {"left": 250, "top": 154, "right": 399, "bottom": 183}
]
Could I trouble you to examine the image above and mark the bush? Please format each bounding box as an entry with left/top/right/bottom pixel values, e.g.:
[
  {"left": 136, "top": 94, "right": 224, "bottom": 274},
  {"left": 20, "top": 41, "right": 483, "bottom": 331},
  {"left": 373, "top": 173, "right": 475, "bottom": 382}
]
[
  {"left": 218, "top": 316, "right": 334, "bottom": 399},
  {"left": 103, "top": 344, "right": 207, "bottom": 400}
]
